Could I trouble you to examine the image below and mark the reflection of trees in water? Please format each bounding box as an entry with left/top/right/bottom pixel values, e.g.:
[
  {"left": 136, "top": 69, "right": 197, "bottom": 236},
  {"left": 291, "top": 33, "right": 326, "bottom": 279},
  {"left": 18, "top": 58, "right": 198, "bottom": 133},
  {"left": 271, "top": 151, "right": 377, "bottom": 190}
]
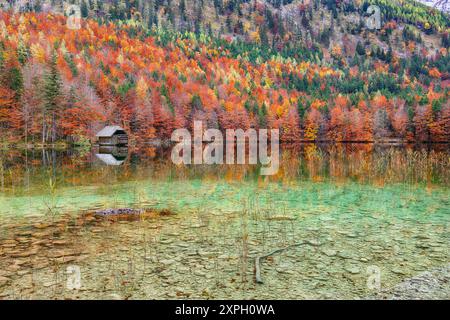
[{"left": 0, "top": 144, "right": 448, "bottom": 193}]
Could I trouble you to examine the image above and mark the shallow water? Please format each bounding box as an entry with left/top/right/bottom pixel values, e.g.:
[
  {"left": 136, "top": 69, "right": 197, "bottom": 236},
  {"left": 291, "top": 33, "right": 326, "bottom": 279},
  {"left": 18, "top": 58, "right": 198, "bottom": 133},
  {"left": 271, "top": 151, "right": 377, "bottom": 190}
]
[{"left": 0, "top": 144, "right": 449, "bottom": 299}]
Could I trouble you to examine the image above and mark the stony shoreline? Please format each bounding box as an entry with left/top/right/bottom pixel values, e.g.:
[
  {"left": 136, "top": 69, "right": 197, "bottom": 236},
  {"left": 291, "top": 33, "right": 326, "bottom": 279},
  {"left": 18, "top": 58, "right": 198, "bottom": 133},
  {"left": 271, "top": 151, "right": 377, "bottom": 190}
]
[{"left": 371, "top": 264, "right": 450, "bottom": 300}]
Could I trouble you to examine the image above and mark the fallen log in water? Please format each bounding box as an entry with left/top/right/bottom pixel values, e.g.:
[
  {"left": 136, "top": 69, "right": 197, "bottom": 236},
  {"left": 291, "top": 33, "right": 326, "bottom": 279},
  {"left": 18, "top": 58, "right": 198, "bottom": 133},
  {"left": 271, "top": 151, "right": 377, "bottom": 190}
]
[
  {"left": 91, "top": 208, "right": 174, "bottom": 221},
  {"left": 254, "top": 241, "right": 322, "bottom": 284}
]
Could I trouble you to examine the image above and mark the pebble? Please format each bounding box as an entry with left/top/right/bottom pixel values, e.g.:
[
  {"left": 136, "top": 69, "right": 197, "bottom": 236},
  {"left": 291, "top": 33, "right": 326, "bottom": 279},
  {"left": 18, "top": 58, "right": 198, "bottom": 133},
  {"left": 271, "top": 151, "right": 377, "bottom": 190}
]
[
  {"left": 160, "top": 259, "right": 175, "bottom": 266},
  {"left": 2, "top": 243, "right": 17, "bottom": 248},
  {"left": 0, "top": 276, "right": 10, "bottom": 287},
  {"left": 197, "top": 250, "right": 216, "bottom": 258},
  {"left": 6, "top": 264, "right": 21, "bottom": 272},
  {"left": 194, "top": 270, "right": 206, "bottom": 277},
  {"left": 33, "top": 223, "right": 51, "bottom": 229},
  {"left": 11, "top": 249, "right": 38, "bottom": 258},
  {"left": 177, "top": 266, "right": 190, "bottom": 273},
  {"left": 345, "top": 266, "right": 361, "bottom": 274},
  {"left": 360, "top": 258, "right": 369, "bottom": 262},
  {"left": 2, "top": 240, "right": 17, "bottom": 244},
  {"left": 16, "top": 231, "right": 34, "bottom": 237},
  {"left": 13, "top": 259, "right": 28, "bottom": 266},
  {"left": 52, "top": 240, "right": 68, "bottom": 246},
  {"left": 337, "top": 251, "right": 353, "bottom": 259},
  {"left": 321, "top": 249, "right": 337, "bottom": 257},
  {"left": 42, "top": 281, "right": 56, "bottom": 288},
  {"left": 31, "top": 239, "right": 47, "bottom": 246},
  {"left": 306, "top": 239, "right": 322, "bottom": 246},
  {"left": 218, "top": 254, "right": 238, "bottom": 260},
  {"left": 32, "top": 231, "right": 52, "bottom": 238},
  {"left": 33, "top": 262, "right": 50, "bottom": 270},
  {"left": 166, "top": 232, "right": 180, "bottom": 236},
  {"left": 55, "top": 256, "right": 78, "bottom": 263},
  {"left": 16, "top": 237, "right": 31, "bottom": 244},
  {"left": 17, "top": 270, "right": 30, "bottom": 276},
  {"left": 392, "top": 268, "right": 407, "bottom": 275},
  {"left": 276, "top": 268, "right": 295, "bottom": 274},
  {"left": 47, "top": 250, "right": 67, "bottom": 258}
]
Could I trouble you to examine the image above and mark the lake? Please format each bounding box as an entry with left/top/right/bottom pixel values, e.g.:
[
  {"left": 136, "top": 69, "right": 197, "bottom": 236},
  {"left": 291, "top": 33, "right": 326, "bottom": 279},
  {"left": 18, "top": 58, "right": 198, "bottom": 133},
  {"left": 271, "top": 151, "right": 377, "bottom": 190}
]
[{"left": 0, "top": 144, "right": 448, "bottom": 299}]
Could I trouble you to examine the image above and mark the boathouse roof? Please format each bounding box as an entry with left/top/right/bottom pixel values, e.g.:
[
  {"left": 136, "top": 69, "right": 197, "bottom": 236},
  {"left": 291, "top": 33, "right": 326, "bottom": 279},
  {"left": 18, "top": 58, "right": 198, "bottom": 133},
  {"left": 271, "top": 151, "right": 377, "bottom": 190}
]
[{"left": 95, "top": 126, "right": 126, "bottom": 137}]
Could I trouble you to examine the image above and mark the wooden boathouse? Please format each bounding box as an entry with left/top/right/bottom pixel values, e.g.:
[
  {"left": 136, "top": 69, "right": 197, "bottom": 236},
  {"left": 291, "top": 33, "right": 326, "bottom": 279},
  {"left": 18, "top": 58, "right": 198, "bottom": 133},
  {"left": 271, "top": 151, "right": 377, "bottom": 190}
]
[{"left": 96, "top": 126, "right": 128, "bottom": 146}]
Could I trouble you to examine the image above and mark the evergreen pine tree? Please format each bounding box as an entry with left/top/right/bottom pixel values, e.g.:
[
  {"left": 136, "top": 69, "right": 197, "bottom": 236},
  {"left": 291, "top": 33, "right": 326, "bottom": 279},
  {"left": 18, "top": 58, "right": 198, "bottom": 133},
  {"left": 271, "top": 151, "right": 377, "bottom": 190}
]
[{"left": 43, "top": 51, "right": 62, "bottom": 144}]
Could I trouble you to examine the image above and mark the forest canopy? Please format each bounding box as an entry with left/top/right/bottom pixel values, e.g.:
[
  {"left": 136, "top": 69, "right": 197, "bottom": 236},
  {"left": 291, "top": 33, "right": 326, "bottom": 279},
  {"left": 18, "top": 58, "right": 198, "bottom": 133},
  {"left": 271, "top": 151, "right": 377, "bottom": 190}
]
[{"left": 0, "top": 1, "right": 449, "bottom": 145}]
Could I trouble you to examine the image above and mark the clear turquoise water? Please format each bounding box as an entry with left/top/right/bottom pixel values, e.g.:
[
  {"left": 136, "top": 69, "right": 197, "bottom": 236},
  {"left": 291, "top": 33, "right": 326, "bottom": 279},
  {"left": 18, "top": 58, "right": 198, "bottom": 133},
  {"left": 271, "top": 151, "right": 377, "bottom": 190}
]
[{"left": 0, "top": 145, "right": 448, "bottom": 299}]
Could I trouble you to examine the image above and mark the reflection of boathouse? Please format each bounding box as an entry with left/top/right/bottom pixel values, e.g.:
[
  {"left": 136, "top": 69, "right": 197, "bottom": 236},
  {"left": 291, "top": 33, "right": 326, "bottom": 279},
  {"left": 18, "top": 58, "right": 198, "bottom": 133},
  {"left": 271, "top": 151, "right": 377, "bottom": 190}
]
[
  {"left": 95, "top": 146, "right": 128, "bottom": 166},
  {"left": 96, "top": 126, "right": 128, "bottom": 146}
]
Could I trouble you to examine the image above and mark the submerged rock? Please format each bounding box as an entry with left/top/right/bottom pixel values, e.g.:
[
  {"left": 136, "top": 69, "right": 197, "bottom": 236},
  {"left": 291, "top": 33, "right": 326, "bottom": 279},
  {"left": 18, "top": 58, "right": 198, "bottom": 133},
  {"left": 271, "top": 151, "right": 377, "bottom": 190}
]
[
  {"left": 306, "top": 239, "right": 323, "bottom": 247},
  {"left": 160, "top": 259, "right": 175, "bottom": 266},
  {"left": 197, "top": 250, "right": 217, "bottom": 258},
  {"left": 321, "top": 249, "right": 337, "bottom": 257},
  {"left": 94, "top": 208, "right": 145, "bottom": 216},
  {"left": 0, "top": 276, "right": 11, "bottom": 287},
  {"left": 345, "top": 265, "right": 361, "bottom": 274},
  {"left": 371, "top": 264, "right": 450, "bottom": 300},
  {"left": 337, "top": 251, "right": 354, "bottom": 259},
  {"left": 194, "top": 270, "right": 206, "bottom": 277},
  {"left": 276, "top": 267, "right": 295, "bottom": 274}
]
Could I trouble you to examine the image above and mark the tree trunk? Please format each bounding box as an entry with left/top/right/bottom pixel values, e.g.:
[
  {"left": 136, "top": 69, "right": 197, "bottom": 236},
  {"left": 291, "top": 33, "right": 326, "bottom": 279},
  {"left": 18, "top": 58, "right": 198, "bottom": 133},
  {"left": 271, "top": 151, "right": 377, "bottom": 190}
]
[
  {"left": 51, "top": 111, "right": 56, "bottom": 144},
  {"left": 42, "top": 113, "right": 46, "bottom": 145}
]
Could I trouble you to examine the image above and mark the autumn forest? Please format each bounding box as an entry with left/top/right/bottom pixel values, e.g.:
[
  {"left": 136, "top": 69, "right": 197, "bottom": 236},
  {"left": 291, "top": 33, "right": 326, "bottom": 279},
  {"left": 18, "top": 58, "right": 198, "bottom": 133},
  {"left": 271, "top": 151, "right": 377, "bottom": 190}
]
[{"left": 0, "top": 0, "right": 449, "bottom": 146}]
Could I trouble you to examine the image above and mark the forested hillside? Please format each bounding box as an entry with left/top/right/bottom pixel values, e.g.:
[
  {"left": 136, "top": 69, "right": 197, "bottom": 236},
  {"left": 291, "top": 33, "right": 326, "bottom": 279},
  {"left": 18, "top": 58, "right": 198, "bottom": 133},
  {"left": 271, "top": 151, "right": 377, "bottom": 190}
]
[{"left": 0, "top": 0, "right": 449, "bottom": 145}]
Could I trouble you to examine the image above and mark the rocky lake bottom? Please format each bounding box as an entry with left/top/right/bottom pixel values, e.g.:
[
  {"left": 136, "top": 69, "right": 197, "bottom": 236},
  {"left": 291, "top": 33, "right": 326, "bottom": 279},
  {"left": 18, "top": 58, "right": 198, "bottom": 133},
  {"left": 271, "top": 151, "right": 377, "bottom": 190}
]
[
  {"left": 0, "top": 181, "right": 448, "bottom": 299},
  {"left": 0, "top": 146, "right": 448, "bottom": 299}
]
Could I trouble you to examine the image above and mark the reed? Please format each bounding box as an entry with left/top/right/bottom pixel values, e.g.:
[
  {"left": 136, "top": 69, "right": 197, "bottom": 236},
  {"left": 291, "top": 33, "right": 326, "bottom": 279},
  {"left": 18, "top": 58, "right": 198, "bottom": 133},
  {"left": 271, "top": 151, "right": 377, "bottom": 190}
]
[{"left": 43, "top": 174, "right": 59, "bottom": 217}]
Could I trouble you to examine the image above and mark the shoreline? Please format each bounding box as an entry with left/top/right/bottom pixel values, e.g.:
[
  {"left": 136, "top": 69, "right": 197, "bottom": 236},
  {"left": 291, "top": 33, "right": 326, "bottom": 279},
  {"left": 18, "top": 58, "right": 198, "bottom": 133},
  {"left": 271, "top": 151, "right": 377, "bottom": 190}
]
[{"left": 1, "top": 140, "right": 449, "bottom": 151}]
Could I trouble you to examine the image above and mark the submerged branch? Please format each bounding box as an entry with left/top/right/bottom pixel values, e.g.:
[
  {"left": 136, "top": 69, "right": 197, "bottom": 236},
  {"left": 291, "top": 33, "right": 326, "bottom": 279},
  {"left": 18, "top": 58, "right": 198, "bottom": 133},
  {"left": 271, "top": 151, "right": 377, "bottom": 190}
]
[{"left": 255, "top": 241, "right": 321, "bottom": 284}]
